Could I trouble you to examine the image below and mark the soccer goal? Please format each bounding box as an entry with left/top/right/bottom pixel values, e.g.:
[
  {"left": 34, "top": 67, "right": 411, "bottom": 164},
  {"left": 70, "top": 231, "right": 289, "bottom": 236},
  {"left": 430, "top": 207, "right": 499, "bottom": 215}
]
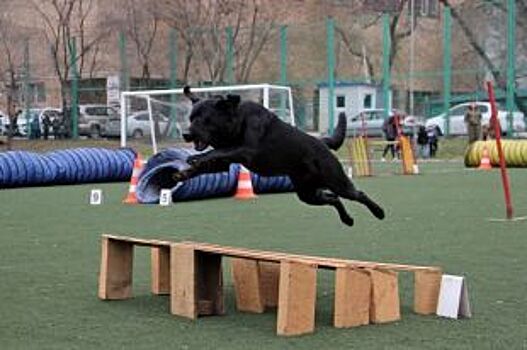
[{"left": 119, "top": 84, "right": 295, "bottom": 154}]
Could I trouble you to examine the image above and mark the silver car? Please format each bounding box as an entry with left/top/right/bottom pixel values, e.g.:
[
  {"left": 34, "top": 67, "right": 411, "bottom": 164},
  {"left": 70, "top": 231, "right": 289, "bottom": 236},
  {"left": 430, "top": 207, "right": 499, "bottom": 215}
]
[{"left": 103, "top": 111, "right": 176, "bottom": 139}]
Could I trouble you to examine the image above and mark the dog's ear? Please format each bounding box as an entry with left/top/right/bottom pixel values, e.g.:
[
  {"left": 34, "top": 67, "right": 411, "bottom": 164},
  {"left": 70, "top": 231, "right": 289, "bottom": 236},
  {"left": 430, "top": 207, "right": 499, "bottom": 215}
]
[
  {"left": 183, "top": 85, "right": 200, "bottom": 104},
  {"left": 216, "top": 94, "right": 240, "bottom": 111}
]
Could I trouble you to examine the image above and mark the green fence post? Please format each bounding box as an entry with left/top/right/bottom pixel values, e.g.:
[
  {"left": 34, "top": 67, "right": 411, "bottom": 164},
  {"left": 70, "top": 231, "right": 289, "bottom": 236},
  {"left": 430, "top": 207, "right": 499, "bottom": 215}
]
[
  {"left": 443, "top": 5, "right": 452, "bottom": 136},
  {"left": 382, "top": 13, "right": 391, "bottom": 120},
  {"left": 326, "top": 17, "right": 335, "bottom": 134},
  {"left": 169, "top": 28, "right": 179, "bottom": 138},
  {"left": 23, "top": 38, "right": 31, "bottom": 139},
  {"left": 279, "top": 25, "right": 289, "bottom": 123},
  {"left": 119, "top": 32, "right": 129, "bottom": 91},
  {"left": 69, "top": 37, "right": 79, "bottom": 139},
  {"left": 226, "top": 27, "right": 234, "bottom": 84},
  {"left": 506, "top": 0, "right": 516, "bottom": 137}
]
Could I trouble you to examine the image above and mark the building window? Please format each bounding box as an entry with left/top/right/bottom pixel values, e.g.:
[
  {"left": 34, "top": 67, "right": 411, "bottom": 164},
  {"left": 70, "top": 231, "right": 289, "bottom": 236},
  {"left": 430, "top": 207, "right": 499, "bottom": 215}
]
[
  {"left": 16, "top": 82, "right": 46, "bottom": 104},
  {"left": 414, "top": 0, "right": 439, "bottom": 18},
  {"left": 363, "top": 94, "right": 372, "bottom": 109},
  {"left": 336, "top": 95, "right": 345, "bottom": 108}
]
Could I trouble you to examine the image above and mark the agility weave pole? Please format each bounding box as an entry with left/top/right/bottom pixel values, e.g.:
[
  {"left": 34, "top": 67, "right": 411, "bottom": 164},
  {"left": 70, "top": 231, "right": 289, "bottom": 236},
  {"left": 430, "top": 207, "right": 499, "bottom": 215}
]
[{"left": 98, "top": 234, "right": 442, "bottom": 336}]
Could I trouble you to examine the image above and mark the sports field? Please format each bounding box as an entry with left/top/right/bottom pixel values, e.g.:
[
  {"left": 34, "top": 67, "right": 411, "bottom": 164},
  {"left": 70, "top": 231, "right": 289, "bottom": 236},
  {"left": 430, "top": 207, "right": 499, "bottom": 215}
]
[{"left": 1, "top": 161, "right": 526, "bottom": 349}]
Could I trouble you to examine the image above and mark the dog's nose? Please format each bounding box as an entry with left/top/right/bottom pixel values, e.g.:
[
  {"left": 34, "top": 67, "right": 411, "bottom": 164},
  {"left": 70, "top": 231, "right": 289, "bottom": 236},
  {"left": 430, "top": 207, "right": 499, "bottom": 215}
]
[{"left": 182, "top": 133, "right": 193, "bottom": 142}]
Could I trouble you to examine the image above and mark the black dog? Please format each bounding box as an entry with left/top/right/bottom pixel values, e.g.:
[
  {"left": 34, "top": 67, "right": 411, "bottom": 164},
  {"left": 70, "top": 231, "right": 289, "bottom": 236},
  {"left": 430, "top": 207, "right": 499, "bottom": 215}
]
[{"left": 178, "top": 86, "right": 385, "bottom": 226}]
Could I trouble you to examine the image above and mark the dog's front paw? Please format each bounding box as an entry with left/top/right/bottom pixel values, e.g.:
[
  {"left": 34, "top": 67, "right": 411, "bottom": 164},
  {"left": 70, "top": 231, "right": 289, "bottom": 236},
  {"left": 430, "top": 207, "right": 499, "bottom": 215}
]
[{"left": 187, "top": 154, "right": 204, "bottom": 166}]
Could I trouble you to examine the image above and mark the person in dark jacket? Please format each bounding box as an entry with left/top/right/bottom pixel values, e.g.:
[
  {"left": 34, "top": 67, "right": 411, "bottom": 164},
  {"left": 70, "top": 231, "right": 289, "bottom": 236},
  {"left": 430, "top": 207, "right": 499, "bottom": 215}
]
[
  {"left": 42, "top": 114, "right": 51, "bottom": 140},
  {"left": 381, "top": 116, "right": 397, "bottom": 161},
  {"left": 417, "top": 125, "right": 428, "bottom": 158}
]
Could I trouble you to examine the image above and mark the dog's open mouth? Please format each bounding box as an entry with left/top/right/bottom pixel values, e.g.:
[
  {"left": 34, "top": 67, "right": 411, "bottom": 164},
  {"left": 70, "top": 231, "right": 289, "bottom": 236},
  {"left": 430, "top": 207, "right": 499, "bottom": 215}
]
[{"left": 194, "top": 139, "right": 209, "bottom": 151}]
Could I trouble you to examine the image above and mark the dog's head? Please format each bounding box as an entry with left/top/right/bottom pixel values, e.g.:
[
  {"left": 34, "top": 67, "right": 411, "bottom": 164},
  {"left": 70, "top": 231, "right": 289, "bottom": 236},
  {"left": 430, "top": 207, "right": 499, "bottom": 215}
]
[{"left": 183, "top": 86, "right": 242, "bottom": 151}]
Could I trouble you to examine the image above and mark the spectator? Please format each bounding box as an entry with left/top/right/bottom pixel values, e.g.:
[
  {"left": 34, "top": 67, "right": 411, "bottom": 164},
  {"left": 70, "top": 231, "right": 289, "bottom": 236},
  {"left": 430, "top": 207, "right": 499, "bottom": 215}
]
[
  {"left": 464, "top": 103, "right": 482, "bottom": 143},
  {"left": 427, "top": 126, "right": 439, "bottom": 158},
  {"left": 381, "top": 116, "right": 397, "bottom": 161},
  {"left": 417, "top": 125, "right": 429, "bottom": 158},
  {"left": 42, "top": 114, "right": 51, "bottom": 140},
  {"left": 52, "top": 117, "right": 62, "bottom": 139}
]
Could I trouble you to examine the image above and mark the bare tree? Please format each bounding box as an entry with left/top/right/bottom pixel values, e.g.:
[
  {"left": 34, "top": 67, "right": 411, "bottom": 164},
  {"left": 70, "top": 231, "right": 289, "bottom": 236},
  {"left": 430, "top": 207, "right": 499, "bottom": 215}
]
[
  {"left": 157, "top": 0, "right": 279, "bottom": 84},
  {"left": 335, "top": 0, "right": 419, "bottom": 81},
  {"left": 0, "top": 0, "right": 25, "bottom": 148},
  {"left": 30, "top": 0, "right": 108, "bottom": 109},
  {"left": 439, "top": 0, "right": 527, "bottom": 116},
  {"left": 121, "top": 0, "right": 160, "bottom": 82}
]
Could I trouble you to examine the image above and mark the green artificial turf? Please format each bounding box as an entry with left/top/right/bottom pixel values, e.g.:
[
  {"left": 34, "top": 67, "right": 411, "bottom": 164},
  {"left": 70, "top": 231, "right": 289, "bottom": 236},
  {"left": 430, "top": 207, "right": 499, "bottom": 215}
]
[{"left": 1, "top": 162, "right": 526, "bottom": 349}]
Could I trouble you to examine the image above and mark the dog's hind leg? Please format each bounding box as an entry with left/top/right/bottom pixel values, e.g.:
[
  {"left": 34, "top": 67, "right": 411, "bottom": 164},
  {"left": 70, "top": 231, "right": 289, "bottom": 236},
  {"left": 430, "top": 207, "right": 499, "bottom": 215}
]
[
  {"left": 330, "top": 181, "right": 385, "bottom": 220},
  {"left": 296, "top": 188, "right": 355, "bottom": 226}
]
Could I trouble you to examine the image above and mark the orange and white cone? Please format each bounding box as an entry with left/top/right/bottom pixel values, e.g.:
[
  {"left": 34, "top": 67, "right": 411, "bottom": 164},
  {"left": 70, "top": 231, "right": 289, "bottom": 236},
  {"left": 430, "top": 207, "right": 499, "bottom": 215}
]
[
  {"left": 478, "top": 146, "right": 492, "bottom": 170},
  {"left": 234, "top": 165, "right": 257, "bottom": 200},
  {"left": 123, "top": 153, "right": 144, "bottom": 204}
]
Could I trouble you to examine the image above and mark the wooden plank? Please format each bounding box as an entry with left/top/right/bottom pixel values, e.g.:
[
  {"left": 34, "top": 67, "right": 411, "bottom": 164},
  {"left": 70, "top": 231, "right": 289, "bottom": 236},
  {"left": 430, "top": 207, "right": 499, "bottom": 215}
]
[
  {"left": 103, "top": 234, "right": 171, "bottom": 247},
  {"left": 231, "top": 258, "right": 265, "bottom": 313},
  {"left": 414, "top": 269, "right": 442, "bottom": 315},
  {"left": 197, "top": 252, "right": 224, "bottom": 316},
  {"left": 183, "top": 241, "right": 440, "bottom": 272},
  {"left": 277, "top": 260, "right": 317, "bottom": 336},
  {"left": 259, "top": 261, "right": 280, "bottom": 308},
  {"left": 369, "top": 269, "right": 401, "bottom": 323},
  {"left": 151, "top": 246, "right": 170, "bottom": 295},
  {"left": 98, "top": 236, "right": 134, "bottom": 300},
  {"left": 334, "top": 267, "right": 371, "bottom": 328},
  {"left": 170, "top": 243, "right": 197, "bottom": 319}
]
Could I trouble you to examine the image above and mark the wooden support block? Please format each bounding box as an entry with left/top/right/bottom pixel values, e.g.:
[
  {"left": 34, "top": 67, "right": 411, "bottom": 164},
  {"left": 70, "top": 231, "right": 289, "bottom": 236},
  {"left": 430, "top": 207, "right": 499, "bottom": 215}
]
[
  {"left": 334, "top": 267, "right": 371, "bottom": 328},
  {"left": 369, "top": 269, "right": 401, "bottom": 323},
  {"left": 231, "top": 258, "right": 265, "bottom": 313},
  {"left": 170, "top": 243, "right": 197, "bottom": 319},
  {"left": 196, "top": 251, "right": 224, "bottom": 316},
  {"left": 277, "top": 260, "right": 317, "bottom": 336},
  {"left": 259, "top": 261, "right": 280, "bottom": 308},
  {"left": 414, "top": 269, "right": 442, "bottom": 315},
  {"left": 98, "top": 236, "right": 134, "bottom": 300},
  {"left": 151, "top": 246, "right": 170, "bottom": 295}
]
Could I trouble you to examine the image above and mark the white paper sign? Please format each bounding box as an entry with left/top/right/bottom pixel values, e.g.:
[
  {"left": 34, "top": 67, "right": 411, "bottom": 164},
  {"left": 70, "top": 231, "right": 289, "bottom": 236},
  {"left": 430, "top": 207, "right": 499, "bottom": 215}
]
[
  {"left": 436, "top": 274, "right": 472, "bottom": 319},
  {"left": 159, "top": 189, "right": 172, "bottom": 206},
  {"left": 90, "top": 189, "right": 103, "bottom": 205}
]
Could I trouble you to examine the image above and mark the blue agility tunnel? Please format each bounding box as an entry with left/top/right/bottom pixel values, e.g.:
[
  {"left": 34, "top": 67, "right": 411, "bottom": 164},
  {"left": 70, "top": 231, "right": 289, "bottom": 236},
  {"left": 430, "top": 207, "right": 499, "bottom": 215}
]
[
  {"left": 136, "top": 147, "right": 294, "bottom": 204},
  {"left": 0, "top": 148, "right": 136, "bottom": 188}
]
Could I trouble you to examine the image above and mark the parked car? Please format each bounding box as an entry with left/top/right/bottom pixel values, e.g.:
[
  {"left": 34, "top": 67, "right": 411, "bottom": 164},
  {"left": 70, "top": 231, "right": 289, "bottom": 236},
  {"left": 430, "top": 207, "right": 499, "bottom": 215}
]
[
  {"left": 78, "top": 104, "right": 118, "bottom": 138},
  {"left": 425, "top": 102, "right": 526, "bottom": 136},
  {"left": 102, "top": 111, "right": 175, "bottom": 139},
  {"left": 347, "top": 109, "right": 411, "bottom": 137}
]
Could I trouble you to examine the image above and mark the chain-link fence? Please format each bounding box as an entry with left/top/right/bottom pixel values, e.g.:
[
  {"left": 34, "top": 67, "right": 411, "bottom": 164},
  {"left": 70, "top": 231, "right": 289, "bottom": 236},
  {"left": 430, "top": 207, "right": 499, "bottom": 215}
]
[{"left": 1, "top": 0, "right": 526, "bottom": 144}]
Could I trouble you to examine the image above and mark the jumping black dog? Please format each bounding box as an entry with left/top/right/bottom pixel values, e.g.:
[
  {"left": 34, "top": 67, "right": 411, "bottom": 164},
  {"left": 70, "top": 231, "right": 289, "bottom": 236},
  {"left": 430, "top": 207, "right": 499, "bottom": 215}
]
[{"left": 178, "top": 86, "right": 385, "bottom": 226}]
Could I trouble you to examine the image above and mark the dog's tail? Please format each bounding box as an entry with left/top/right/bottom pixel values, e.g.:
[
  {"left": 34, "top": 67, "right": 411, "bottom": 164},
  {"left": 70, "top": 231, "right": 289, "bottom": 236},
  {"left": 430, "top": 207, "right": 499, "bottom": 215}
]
[{"left": 321, "top": 112, "right": 347, "bottom": 150}]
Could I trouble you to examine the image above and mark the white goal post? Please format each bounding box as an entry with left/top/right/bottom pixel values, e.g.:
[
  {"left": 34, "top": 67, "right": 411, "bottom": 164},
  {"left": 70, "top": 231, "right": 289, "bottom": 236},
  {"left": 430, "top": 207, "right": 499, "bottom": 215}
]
[{"left": 119, "top": 84, "right": 295, "bottom": 154}]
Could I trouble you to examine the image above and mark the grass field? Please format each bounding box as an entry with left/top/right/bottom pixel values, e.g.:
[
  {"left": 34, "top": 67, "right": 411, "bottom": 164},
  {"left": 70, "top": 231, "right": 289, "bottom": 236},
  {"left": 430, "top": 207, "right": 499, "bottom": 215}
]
[{"left": 1, "top": 161, "right": 526, "bottom": 349}]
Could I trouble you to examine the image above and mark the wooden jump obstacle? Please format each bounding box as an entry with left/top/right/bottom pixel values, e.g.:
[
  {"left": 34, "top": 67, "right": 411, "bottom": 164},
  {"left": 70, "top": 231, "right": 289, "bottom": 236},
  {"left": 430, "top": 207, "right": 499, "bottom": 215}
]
[
  {"left": 98, "top": 234, "right": 442, "bottom": 336},
  {"left": 348, "top": 135, "right": 417, "bottom": 177}
]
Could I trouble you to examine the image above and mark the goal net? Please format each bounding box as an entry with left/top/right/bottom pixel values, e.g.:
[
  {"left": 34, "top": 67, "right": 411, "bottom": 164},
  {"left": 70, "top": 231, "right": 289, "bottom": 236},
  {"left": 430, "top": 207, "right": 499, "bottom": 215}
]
[{"left": 119, "top": 84, "right": 295, "bottom": 154}]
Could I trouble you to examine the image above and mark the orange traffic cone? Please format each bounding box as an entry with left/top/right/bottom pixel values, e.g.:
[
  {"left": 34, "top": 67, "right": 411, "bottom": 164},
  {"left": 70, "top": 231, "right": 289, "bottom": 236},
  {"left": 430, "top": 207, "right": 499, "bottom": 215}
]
[
  {"left": 123, "top": 153, "right": 144, "bottom": 204},
  {"left": 234, "top": 165, "right": 257, "bottom": 200},
  {"left": 478, "top": 146, "right": 492, "bottom": 170}
]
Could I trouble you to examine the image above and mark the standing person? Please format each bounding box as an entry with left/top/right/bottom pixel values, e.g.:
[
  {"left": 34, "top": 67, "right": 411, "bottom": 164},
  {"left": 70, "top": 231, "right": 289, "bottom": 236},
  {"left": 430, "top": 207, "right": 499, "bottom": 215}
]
[
  {"left": 42, "top": 114, "right": 51, "bottom": 140},
  {"left": 464, "top": 103, "right": 482, "bottom": 143},
  {"left": 381, "top": 115, "right": 397, "bottom": 161},
  {"left": 427, "top": 126, "right": 439, "bottom": 158},
  {"left": 417, "top": 125, "right": 429, "bottom": 158},
  {"left": 52, "top": 117, "right": 61, "bottom": 139}
]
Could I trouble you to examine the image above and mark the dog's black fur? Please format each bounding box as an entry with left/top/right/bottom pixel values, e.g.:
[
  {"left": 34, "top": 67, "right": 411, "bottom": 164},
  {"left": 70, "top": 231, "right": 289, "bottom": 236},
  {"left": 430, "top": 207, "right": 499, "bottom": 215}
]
[{"left": 179, "top": 86, "right": 385, "bottom": 226}]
